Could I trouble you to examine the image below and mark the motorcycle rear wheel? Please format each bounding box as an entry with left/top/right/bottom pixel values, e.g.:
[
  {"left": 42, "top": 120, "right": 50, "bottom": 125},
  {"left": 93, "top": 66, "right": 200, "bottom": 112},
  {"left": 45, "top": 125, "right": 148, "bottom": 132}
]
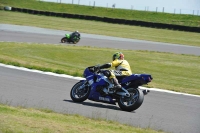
[
  {"left": 61, "top": 37, "right": 67, "bottom": 43},
  {"left": 70, "top": 81, "right": 90, "bottom": 102},
  {"left": 118, "top": 88, "right": 144, "bottom": 112}
]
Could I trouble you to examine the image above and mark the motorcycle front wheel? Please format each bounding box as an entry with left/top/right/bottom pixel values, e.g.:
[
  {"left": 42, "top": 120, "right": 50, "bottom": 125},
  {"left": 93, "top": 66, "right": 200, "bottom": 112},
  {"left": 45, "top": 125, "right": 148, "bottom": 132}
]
[
  {"left": 73, "top": 39, "right": 80, "bottom": 44},
  {"left": 70, "top": 81, "right": 90, "bottom": 102},
  {"left": 61, "top": 37, "right": 67, "bottom": 43},
  {"left": 118, "top": 88, "right": 144, "bottom": 112}
]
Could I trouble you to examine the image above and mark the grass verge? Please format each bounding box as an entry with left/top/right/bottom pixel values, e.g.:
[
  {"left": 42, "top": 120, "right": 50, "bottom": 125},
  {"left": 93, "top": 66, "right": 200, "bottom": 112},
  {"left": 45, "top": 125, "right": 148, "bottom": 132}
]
[
  {"left": 0, "top": 104, "right": 164, "bottom": 133},
  {"left": 0, "top": 42, "right": 200, "bottom": 95},
  {"left": 0, "top": 0, "right": 200, "bottom": 27}
]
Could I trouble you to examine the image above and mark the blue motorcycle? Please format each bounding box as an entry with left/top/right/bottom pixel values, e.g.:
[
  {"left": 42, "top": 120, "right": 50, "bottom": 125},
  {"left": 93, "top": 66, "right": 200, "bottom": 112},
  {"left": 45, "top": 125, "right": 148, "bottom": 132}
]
[{"left": 70, "top": 65, "right": 153, "bottom": 112}]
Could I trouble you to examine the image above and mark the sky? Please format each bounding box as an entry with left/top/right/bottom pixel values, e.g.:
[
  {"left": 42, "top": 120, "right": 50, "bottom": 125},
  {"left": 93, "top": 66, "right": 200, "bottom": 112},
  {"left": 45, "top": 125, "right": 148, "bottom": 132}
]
[{"left": 42, "top": 0, "right": 200, "bottom": 15}]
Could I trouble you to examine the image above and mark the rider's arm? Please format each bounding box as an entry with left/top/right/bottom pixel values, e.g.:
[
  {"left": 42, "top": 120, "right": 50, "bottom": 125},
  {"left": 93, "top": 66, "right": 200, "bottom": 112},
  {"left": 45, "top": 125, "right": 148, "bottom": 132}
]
[
  {"left": 111, "top": 59, "right": 122, "bottom": 67},
  {"left": 99, "top": 63, "right": 111, "bottom": 69},
  {"left": 99, "top": 59, "right": 122, "bottom": 69}
]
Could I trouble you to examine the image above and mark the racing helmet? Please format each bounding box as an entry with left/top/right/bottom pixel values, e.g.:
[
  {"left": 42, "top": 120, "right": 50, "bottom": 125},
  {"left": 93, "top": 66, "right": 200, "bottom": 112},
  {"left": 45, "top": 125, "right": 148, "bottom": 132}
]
[{"left": 112, "top": 52, "right": 124, "bottom": 61}]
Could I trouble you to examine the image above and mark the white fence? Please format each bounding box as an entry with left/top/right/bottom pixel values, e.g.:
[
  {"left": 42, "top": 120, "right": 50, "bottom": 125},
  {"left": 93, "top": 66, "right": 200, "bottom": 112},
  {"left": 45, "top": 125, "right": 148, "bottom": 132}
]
[
  {"left": 41, "top": 0, "right": 200, "bottom": 16},
  {"left": 131, "top": 6, "right": 200, "bottom": 16}
]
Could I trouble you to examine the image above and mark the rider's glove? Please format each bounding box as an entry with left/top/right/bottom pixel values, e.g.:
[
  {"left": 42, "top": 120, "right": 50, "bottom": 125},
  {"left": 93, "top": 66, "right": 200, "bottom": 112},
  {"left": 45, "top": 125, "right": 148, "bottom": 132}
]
[{"left": 94, "top": 66, "right": 100, "bottom": 72}]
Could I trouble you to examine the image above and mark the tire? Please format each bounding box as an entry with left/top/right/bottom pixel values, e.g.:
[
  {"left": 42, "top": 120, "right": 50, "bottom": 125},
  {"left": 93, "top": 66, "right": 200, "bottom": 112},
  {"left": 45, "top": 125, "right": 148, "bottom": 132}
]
[
  {"left": 73, "top": 41, "right": 77, "bottom": 44},
  {"left": 61, "top": 37, "right": 67, "bottom": 43},
  {"left": 118, "top": 88, "right": 144, "bottom": 112},
  {"left": 70, "top": 81, "right": 90, "bottom": 102},
  {"left": 73, "top": 39, "right": 80, "bottom": 44}
]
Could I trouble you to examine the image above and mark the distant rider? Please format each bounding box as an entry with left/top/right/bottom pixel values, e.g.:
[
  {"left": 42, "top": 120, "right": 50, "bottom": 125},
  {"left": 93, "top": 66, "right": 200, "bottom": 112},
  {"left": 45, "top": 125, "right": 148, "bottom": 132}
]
[{"left": 70, "top": 31, "right": 80, "bottom": 42}]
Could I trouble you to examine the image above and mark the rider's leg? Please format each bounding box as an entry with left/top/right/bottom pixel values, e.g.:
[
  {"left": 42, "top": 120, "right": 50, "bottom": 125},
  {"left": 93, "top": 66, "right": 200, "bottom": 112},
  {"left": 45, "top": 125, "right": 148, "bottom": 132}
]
[
  {"left": 109, "top": 71, "right": 121, "bottom": 90},
  {"left": 102, "top": 70, "right": 121, "bottom": 93},
  {"left": 110, "top": 77, "right": 121, "bottom": 90}
]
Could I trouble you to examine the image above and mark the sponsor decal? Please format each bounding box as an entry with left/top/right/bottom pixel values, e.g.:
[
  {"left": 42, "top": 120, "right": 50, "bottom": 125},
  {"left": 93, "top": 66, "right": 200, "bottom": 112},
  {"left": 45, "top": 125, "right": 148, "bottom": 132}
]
[
  {"left": 135, "top": 74, "right": 141, "bottom": 77},
  {"left": 125, "top": 82, "right": 131, "bottom": 86},
  {"left": 96, "top": 77, "right": 104, "bottom": 82},
  {"left": 88, "top": 79, "right": 94, "bottom": 85},
  {"left": 99, "top": 97, "right": 110, "bottom": 102}
]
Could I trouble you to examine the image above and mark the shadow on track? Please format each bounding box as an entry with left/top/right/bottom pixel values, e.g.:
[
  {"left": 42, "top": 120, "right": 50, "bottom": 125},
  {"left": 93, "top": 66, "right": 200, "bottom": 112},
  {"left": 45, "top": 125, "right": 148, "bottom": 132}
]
[{"left": 63, "top": 99, "right": 132, "bottom": 112}]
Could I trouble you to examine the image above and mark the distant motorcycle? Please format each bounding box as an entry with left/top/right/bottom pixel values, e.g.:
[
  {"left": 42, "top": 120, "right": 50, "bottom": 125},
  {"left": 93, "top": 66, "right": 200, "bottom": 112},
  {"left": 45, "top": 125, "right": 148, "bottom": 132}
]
[
  {"left": 70, "top": 65, "right": 152, "bottom": 112},
  {"left": 61, "top": 33, "right": 80, "bottom": 44}
]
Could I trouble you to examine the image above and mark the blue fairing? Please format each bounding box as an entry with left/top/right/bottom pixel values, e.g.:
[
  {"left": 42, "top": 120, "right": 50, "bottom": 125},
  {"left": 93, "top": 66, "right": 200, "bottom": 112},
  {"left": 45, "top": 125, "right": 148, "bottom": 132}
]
[
  {"left": 83, "top": 68, "right": 94, "bottom": 79},
  {"left": 121, "top": 74, "right": 152, "bottom": 84},
  {"left": 83, "top": 68, "right": 116, "bottom": 104}
]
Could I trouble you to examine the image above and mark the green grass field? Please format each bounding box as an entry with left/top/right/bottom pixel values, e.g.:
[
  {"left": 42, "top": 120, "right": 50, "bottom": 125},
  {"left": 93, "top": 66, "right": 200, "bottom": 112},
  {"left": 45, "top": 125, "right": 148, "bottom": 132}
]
[
  {"left": 0, "top": 0, "right": 200, "bottom": 27},
  {"left": 0, "top": 104, "right": 164, "bottom": 133}
]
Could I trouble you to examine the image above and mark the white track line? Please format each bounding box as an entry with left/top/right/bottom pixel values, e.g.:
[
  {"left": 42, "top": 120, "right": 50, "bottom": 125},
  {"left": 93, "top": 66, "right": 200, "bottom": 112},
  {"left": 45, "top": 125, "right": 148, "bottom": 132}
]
[{"left": 0, "top": 63, "right": 199, "bottom": 98}]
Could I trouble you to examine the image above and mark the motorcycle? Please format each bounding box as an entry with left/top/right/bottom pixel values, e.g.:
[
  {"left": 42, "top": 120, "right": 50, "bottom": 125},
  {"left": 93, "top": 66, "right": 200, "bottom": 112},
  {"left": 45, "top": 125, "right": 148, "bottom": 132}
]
[
  {"left": 70, "top": 65, "right": 153, "bottom": 112},
  {"left": 61, "top": 33, "right": 80, "bottom": 44}
]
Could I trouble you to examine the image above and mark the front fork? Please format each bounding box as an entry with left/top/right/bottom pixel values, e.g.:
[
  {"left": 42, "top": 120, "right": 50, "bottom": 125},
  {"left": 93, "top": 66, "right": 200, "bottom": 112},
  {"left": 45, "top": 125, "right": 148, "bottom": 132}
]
[{"left": 78, "top": 80, "right": 89, "bottom": 90}]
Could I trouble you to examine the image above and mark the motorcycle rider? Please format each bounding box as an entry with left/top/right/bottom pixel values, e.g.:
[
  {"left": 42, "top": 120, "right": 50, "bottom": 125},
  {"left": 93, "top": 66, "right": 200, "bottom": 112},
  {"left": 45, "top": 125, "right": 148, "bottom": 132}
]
[
  {"left": 70, "top": 30, "right": 80, "bottom": 42},
  {"left": 98, "top": 52, "right": 132, "bottom": 93}
]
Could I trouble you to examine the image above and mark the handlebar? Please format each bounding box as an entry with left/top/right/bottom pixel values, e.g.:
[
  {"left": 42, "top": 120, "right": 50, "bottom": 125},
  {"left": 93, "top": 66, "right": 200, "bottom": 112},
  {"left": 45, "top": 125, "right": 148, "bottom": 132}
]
[{"left": 88, "top": 65, "right": 101, "bottom": 73}]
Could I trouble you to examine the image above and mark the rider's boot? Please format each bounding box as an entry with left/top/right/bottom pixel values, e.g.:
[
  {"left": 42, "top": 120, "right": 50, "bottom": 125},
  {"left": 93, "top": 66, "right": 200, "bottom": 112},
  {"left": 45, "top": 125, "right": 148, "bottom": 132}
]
[
  {"left": 110, "top": 78, "right": 121, "bottom": 91},
  {"left": 102, "top": 78, "right": 121, "bottom": 95}
]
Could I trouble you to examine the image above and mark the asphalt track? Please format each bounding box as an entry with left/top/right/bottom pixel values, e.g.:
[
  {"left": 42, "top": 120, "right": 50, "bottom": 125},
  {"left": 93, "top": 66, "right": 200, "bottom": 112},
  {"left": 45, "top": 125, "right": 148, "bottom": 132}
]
[
  {"left": 0, "top": 24, "right": 200, "bottom": 133},
  {"left": 1, "top": 24, "right": 200, "bottom": 56}
]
